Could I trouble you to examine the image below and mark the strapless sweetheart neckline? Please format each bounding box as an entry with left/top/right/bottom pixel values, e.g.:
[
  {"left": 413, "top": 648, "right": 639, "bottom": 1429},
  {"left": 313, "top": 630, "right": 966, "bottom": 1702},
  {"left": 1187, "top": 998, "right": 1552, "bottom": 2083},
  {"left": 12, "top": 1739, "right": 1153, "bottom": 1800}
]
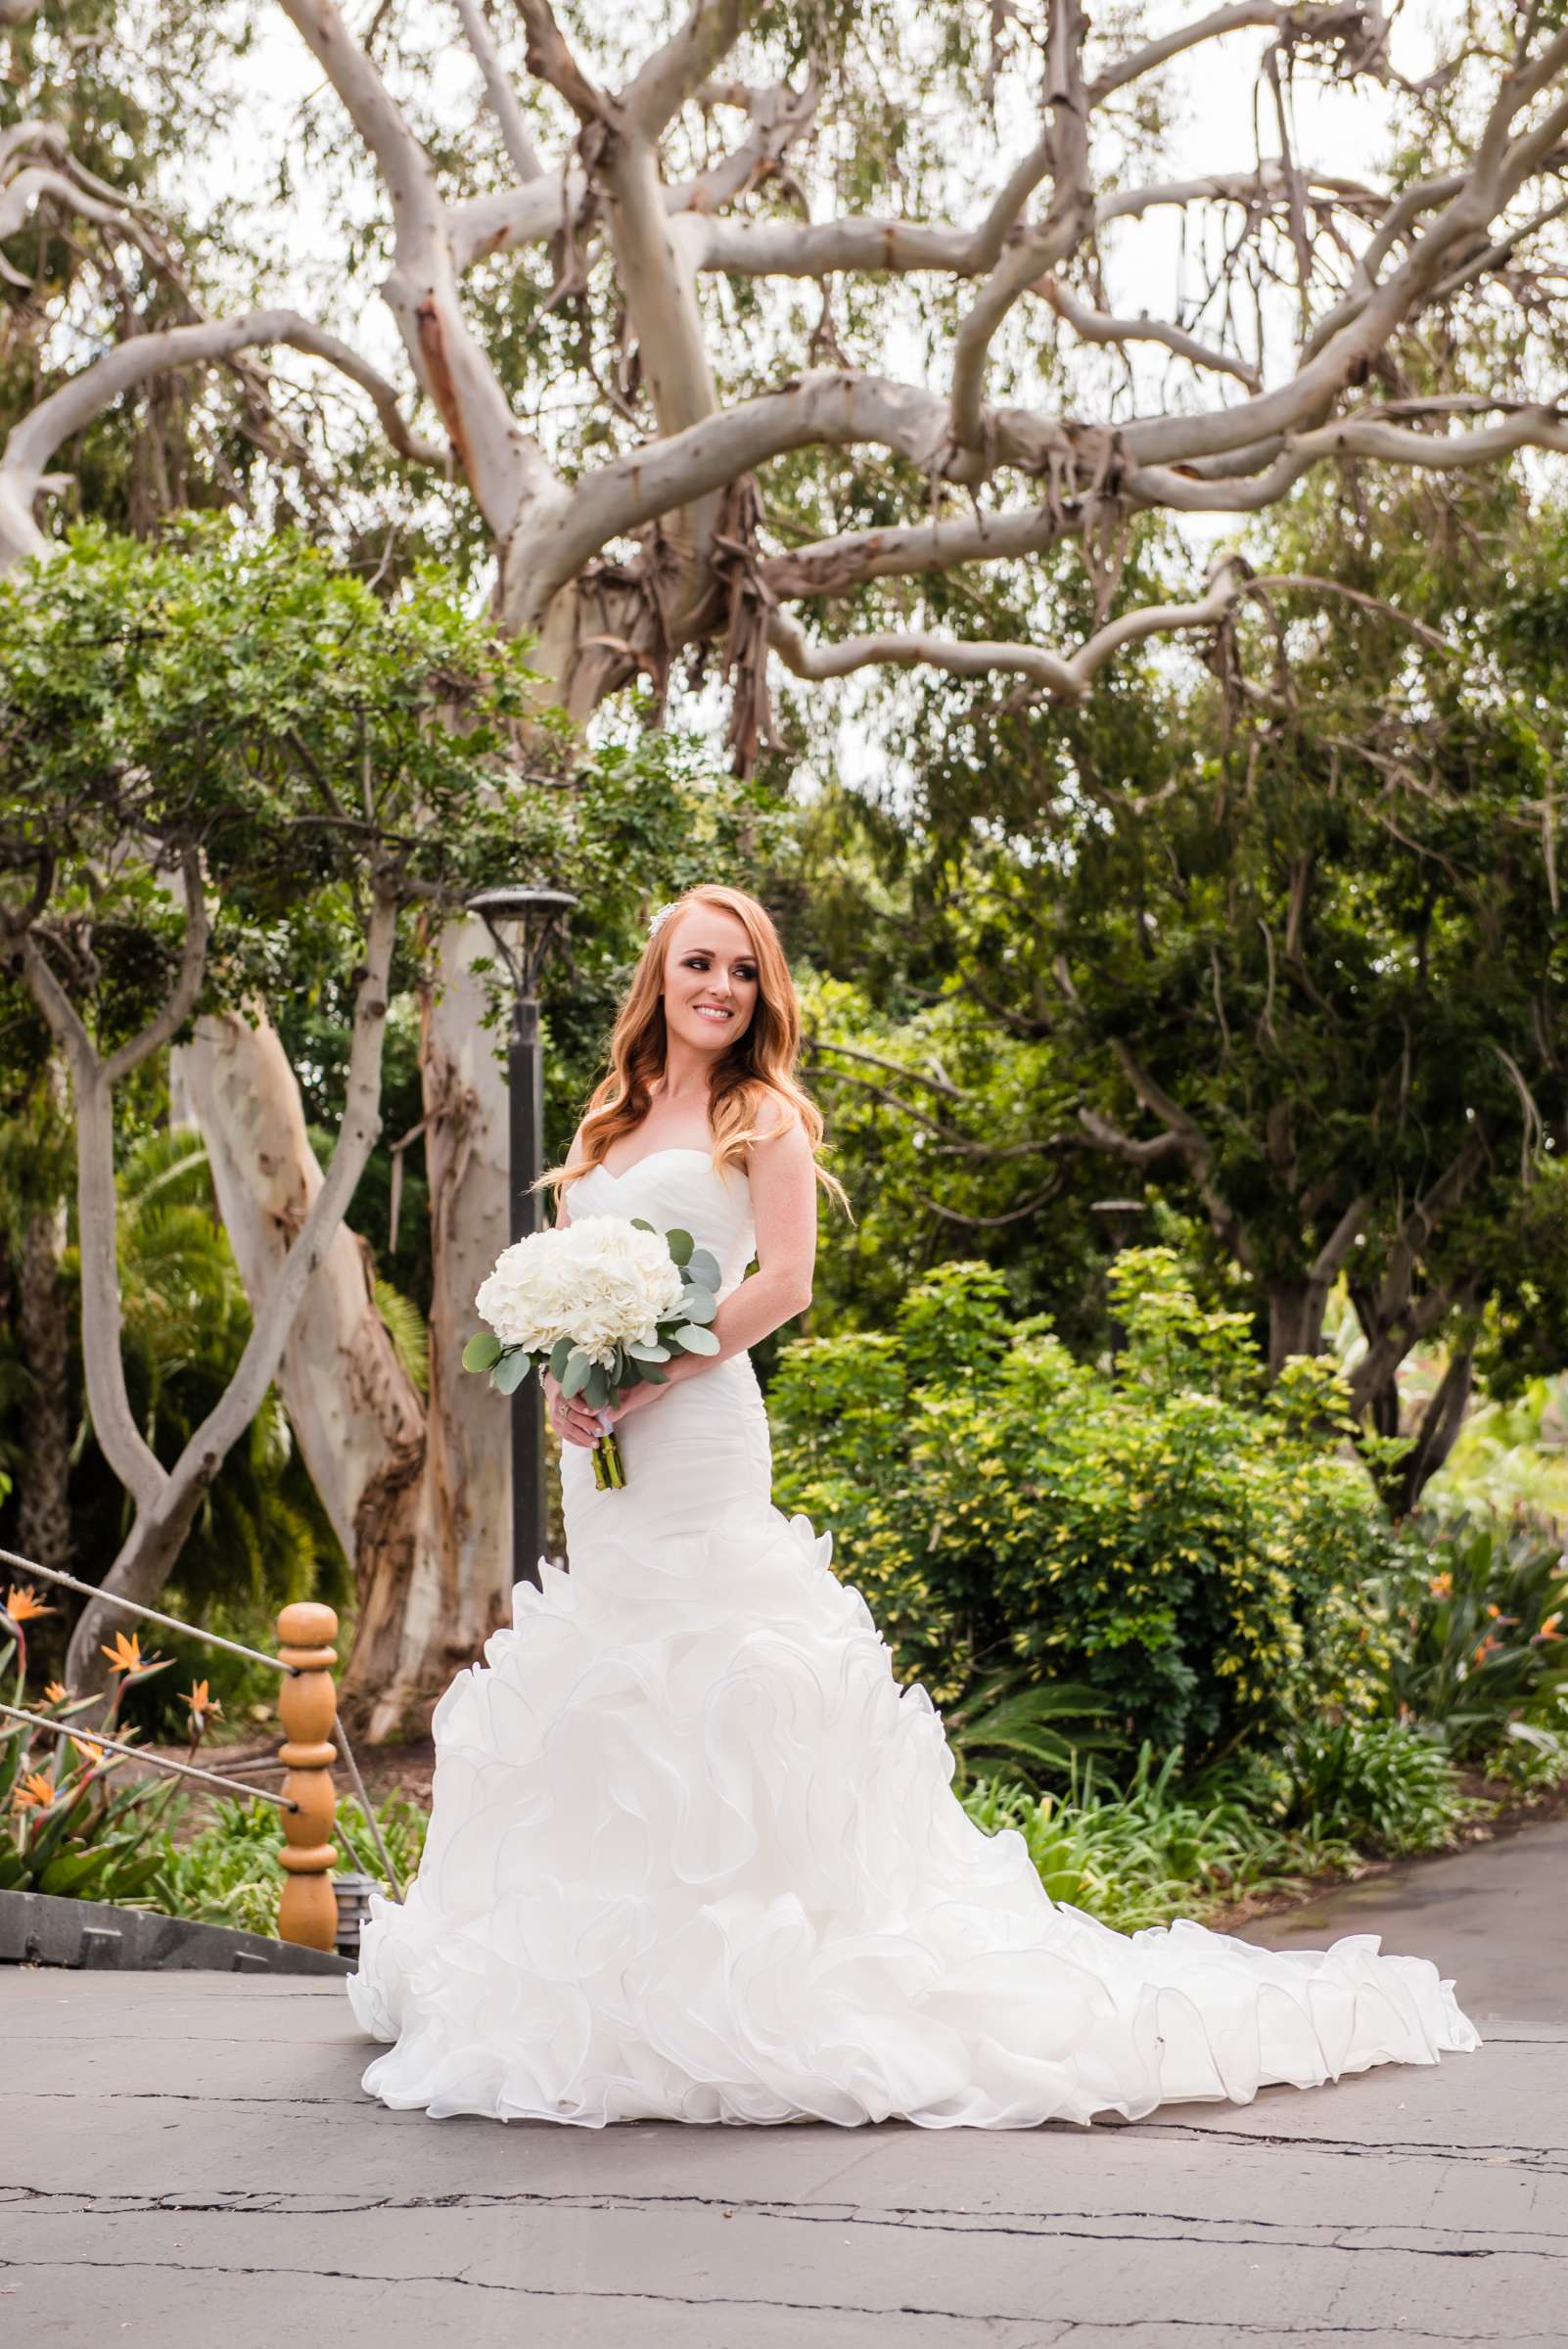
[{"left": 590, "top": 1146, "right": 740, "bottom": 1185}]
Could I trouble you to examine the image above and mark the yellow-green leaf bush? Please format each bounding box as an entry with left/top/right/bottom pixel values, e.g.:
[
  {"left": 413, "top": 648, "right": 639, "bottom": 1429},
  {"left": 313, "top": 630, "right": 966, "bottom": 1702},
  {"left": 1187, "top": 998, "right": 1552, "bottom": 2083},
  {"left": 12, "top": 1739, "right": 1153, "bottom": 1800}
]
[{"left": 769, "top": 1248, "right": 1392, "bottom": 1758}]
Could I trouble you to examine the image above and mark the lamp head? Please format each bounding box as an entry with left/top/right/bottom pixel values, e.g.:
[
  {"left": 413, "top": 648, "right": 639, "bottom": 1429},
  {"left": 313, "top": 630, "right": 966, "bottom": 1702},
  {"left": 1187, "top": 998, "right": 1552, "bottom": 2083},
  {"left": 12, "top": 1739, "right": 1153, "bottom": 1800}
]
[{"left": 466, "top": 885, "right": 578, "bottom": 992}]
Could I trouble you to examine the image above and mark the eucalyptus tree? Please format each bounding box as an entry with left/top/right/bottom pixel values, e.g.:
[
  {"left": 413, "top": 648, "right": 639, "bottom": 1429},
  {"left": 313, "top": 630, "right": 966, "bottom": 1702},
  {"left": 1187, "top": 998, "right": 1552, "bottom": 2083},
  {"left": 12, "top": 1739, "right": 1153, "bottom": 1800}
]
[
  {"left": 0, "top": 524, "right": 547, "bottom": 1704},
  {"left": 786, "top": 467, "right": 1568, "bottom": 1513},
  {"left": 3, "top": 6, "right": 1566, "bottom": 701},
  {"left": 6, "top": 1, "right": 1568, "bottom": 1684}
]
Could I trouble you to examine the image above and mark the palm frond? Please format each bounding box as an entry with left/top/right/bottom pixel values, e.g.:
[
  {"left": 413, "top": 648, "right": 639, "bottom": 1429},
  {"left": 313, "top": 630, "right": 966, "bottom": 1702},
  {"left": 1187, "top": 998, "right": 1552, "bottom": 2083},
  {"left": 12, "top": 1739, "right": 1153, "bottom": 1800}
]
[
  {"left": 374, "top": 1276, "right": 430, "bottom": 1397},
  {"left": 943, "top": 1670, "right": 1125, "bottom": 1794},
  {"left": 118, "top": 1125, "right": 213, "bottom": 1215}
]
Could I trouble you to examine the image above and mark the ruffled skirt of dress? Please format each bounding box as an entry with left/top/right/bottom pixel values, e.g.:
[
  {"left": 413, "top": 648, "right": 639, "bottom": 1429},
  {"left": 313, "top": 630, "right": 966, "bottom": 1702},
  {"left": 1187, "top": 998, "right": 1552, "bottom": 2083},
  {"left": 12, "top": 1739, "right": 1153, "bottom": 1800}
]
[{"left": 346, "top": 1356, "right": 1481, "bottom": 2128}]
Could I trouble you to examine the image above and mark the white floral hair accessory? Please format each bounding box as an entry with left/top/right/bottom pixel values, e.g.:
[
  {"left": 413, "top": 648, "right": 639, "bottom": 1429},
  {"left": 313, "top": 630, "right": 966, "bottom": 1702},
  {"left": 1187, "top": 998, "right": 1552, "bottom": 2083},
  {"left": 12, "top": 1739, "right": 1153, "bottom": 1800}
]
[{"left": 646, "top": 898, "right": 682, "bottom": 945}]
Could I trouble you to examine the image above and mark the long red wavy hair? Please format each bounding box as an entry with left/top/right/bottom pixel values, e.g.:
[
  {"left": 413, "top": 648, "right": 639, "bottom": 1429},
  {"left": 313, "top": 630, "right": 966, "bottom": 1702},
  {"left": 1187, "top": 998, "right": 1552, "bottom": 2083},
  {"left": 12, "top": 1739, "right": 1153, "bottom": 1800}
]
[{"left": 535, "top": 883, "right": 853, "bottom": 1218}]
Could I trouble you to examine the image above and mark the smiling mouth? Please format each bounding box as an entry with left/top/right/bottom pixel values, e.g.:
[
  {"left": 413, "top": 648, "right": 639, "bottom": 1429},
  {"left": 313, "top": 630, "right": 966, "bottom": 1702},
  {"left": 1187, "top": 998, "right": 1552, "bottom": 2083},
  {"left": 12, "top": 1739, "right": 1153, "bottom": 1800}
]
[{"left": 694, "top": 1005, "right": 733, "bottom": 1021}]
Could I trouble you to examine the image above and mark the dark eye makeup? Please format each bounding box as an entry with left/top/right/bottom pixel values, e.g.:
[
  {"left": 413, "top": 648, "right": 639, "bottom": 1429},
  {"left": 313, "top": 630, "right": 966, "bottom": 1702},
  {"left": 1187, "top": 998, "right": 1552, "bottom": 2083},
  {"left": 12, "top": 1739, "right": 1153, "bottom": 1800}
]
[{"left": 685, "top": 954, "right": 757, "bottom": 978}]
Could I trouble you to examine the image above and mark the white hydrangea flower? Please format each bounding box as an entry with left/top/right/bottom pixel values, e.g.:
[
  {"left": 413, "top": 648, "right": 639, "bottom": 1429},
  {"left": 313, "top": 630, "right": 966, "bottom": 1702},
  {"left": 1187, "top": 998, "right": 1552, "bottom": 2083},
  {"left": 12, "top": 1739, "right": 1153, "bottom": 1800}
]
[{"left": 474, "top": 1213, "right": 686, "bottom": 1369}]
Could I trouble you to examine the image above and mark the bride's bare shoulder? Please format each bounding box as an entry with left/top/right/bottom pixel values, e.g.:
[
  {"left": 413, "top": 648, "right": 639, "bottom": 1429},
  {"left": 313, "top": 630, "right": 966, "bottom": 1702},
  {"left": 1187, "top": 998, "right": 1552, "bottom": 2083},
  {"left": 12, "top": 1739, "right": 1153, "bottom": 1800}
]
[{"left": 745, "top": 1088, "right": 811, "bottom": 1172}]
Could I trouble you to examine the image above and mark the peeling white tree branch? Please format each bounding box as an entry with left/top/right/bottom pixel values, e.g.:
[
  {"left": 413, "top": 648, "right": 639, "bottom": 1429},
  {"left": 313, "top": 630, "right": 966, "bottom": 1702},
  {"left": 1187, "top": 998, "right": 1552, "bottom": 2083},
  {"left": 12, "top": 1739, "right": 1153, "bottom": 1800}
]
[
  {"left": 279, "top": 0, "right": 551, "bottom": 531},
  {"left": 624, "top": 0, "right": 761, "bottom": 138},
  {"left": 453, "top": 0, "right": 543, "bottom": 179},
  {"left": 1, "top": 849, "right": 210, "bottom": 1517},
  {"left": 512, "top": 0, "right": 605, "bottom": 123},
  {"left": 1040, "top": 274, "right": 1262, "bottom": 390},
  {"left": 1087, "top": 1, "right": 1390, "bottom": 105},
  {"left": 0, "top": 307, "right": 448, "bottom": 568},
  {"left": 63, "top": 881, "right": 403, "bottom": 1699},
  {"left": 1126, "top": 401, "right": 1568, "bottom": 516},
  {"left": 768, "top": 553, "right": 1254, "bottom": 703}
]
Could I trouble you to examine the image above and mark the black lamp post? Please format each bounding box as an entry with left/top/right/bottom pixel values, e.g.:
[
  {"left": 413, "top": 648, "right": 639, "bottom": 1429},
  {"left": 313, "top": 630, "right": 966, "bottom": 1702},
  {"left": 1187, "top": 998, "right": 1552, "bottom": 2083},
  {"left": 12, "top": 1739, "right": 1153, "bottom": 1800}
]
[{"left": 467, "top": 885, "right": 578, "bottom": 1591}]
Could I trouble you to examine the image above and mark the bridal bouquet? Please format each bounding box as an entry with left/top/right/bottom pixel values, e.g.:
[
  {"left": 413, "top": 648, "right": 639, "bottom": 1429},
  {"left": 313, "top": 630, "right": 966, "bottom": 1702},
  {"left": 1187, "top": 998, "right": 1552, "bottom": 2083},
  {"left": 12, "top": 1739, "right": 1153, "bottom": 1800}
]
[{"left": 462, "top": 1213, "right": 722, "bottom": 1491}]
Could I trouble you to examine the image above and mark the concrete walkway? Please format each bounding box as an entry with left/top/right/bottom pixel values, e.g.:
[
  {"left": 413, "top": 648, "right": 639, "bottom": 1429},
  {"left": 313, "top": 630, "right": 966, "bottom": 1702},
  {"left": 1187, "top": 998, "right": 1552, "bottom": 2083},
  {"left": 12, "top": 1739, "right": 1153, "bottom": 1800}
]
[{"left": 2, "top": 1821, "right": 1563, "bottom": 2349}]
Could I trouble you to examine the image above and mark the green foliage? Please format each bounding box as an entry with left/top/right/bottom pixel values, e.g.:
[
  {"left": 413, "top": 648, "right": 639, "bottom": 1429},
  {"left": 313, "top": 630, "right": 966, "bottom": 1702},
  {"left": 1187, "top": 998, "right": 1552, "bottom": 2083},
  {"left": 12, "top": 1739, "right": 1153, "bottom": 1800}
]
[
  {"left": 373, "top": 1276, "right": 430, "bottom": 1400},
  {"left": 1424, "top": 1372, "right": 1568, "bottom": 1526},
  {"left": 1281, "top": 1721, "right": 1472, "bottom": 1855},
  {"left": 144, "top": 1785, "right": 431, "bottom": 1939},
  {"left": 770, "top": 1248, "right": 1392, "bottom": 1757},
  {"left": 1363, "top": 1508, "right": 1568, "bottom": 1772},
  {"left": 0, "top": 1618, "right": 181, "bottom": 1903},
  {"left": 940, "top": 1667, "right": 1124, "bottom": 1793},
  {"left": 0, "top": 520, "right": 550, "bottom": 1048},
  {"left": 778, "top": 468, "right": 1568, "bottom": 1496},
  {"left": 144, "top": 1791, "right": 287, "bottom": 1939},
  {"left": 961, "top": 1744, "right": 1362, "bottom": 1934}
]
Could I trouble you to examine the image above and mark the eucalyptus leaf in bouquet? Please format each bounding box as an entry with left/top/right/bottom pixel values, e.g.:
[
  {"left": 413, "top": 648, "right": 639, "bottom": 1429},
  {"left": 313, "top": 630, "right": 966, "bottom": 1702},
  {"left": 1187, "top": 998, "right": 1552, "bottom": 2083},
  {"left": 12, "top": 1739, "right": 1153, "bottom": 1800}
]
[{"left": 463, "top": 1212, "right": 723, "bottom": 1490}]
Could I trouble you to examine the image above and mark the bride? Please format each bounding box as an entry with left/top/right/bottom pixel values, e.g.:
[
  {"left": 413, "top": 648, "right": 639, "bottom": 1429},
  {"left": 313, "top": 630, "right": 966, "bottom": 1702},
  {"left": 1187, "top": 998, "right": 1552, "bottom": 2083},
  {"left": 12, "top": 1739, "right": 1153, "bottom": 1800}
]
[{"left": 346, "top": 882, "right": 1480, "bottom": 2128}]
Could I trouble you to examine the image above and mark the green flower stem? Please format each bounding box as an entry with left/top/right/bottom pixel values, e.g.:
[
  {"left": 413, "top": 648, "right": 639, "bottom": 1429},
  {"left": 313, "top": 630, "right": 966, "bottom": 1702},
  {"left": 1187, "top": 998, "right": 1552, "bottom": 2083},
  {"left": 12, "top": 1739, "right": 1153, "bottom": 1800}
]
[{"left": 591, "top": 1429, "right": 626, "bottom": 1492}]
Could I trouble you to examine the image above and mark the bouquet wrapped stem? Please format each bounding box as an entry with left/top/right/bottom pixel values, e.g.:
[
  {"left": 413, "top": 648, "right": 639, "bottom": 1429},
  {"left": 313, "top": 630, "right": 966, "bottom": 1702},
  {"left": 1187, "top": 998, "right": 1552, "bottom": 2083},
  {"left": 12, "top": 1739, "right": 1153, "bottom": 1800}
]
[
  {"left": 463, "top": 1210, "right": 723, "bottom": 1492},
  {"left": 591, "top": 1426, "right": 626, "bottom": 1492}
]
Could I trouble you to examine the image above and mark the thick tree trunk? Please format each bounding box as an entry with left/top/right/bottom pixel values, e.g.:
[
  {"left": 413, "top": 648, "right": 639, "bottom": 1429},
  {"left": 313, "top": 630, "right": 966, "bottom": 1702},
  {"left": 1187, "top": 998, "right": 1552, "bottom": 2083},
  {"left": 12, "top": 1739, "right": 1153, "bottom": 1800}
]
[
  {"left": 177, "top": 922, "right": 518, "bottom": 1744},
  {"left": 1385, "top": 1346, "right": 1475, "bottom": 1519},
  {"left": 177, "top": 1011, "right": 439, "bottom": 1737},
  {"left": 16, "top": 1200, "right": 73, "bottom": 1572},
  {"left": 1267, "top": 1276, "right": 1333, "bottom": 1376},
  {"left": 61, "top": 891, "right": 397, "bottom": 1704},
  {"left": 178, "top": 1011, "right": 428, "bottom": 1568},
  {"left": 356, "top": 918, "right": 515, "bottom": 1741}
]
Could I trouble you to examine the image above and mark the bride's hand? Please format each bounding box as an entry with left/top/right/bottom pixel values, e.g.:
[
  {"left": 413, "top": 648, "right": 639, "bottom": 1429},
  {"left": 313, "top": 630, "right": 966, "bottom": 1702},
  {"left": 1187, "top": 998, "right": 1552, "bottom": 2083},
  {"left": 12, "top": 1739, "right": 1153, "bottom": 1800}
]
[
  {"left": 541, "top": 1367, "right": 603, "bottom": 1450},
  {"left": 599, "top": 1376, "right": 669, "bottom": 1429}
]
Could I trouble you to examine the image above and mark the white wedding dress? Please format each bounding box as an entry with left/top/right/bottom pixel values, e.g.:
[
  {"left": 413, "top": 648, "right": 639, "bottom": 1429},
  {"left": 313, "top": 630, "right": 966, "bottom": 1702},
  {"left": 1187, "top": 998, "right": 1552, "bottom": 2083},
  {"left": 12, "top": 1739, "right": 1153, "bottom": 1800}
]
[{"left": 346, "top": 1148, "right": 1481, "bottom": 2127}]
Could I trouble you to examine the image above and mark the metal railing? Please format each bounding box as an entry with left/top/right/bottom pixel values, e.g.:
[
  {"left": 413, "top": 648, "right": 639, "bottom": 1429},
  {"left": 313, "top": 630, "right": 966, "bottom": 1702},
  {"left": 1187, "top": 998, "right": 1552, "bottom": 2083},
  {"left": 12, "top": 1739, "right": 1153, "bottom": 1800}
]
[{"left": 0, "top": 1544, "right": 405, "bottom": 1942}]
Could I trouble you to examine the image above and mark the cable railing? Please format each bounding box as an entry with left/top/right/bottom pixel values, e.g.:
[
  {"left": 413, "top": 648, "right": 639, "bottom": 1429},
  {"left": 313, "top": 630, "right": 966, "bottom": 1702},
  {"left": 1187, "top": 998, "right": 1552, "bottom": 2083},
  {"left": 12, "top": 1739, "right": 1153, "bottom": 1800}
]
[{"left": 0, "top": 1543, "right": 405, "bottom": 1948}]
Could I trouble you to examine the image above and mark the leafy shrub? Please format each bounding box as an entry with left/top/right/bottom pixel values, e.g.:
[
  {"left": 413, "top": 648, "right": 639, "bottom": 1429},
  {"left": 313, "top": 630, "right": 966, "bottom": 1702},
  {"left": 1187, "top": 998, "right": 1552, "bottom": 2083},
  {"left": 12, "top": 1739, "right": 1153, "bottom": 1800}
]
[
  {"left": 1282, "top": 1720, "right": 1472, "bottom": 1854},
  {"left": 145, "top": 1785, "right": 430, "bottom": 1937},
  {"left": 962, "top": 1744, "right": 1361, "bottom": 1933},
  {"left": 150, "top": 1791, "right": 289, "bottom": 1937},
  {"left": 771, "top": 1249, "right": 1391, "bottom": 1760},
  {"left": 1365, "top": 1507, "right": 1568, "bottom": 1770}
]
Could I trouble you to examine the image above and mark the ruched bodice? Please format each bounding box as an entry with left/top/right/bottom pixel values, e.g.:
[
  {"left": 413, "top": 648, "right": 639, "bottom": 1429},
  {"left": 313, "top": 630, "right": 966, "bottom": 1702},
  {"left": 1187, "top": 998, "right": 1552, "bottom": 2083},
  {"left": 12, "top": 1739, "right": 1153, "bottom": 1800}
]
[{"left": 346, "top": 1151, "right": 1481, "bottom": 2130}]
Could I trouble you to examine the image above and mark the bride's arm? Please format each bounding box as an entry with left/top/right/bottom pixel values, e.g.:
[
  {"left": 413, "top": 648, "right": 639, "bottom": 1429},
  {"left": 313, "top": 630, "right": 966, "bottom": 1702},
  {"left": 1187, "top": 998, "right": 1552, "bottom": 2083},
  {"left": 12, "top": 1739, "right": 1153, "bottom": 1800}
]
[{"left": 653, "top": 1097, "right": 816, "bottom": 1391}]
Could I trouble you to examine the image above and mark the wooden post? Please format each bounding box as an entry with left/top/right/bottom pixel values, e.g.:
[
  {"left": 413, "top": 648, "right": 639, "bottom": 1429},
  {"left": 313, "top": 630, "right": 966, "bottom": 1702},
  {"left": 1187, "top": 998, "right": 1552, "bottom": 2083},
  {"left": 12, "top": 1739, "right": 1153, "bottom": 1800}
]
[{"left": 276, "top": 1600, "right": 341, "bottom": 1952}]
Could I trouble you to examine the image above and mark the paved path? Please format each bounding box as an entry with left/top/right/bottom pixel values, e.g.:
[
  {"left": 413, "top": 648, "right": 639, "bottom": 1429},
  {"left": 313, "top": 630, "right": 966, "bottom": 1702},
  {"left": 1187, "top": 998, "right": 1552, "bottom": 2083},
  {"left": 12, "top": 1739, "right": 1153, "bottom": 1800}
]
[
  {"left": 1236, "top": 1810, "right": 1565, "bottom": 2026},
  {"left": 2, "top": 1822, "right": 1563, "bottom": 2349}
]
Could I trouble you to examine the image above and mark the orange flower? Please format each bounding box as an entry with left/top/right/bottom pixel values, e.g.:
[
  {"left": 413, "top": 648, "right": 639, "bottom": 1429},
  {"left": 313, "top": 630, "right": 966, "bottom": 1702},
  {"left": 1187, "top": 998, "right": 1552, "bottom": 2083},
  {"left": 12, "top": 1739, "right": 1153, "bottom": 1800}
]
[
  {"left": 69, "top": 1732, "right": 107, "bottom": 1767},
  {"left": 180, "top": 1680, "right": 223, "bottom": 1728},
  {"left": 1471, "top": 1635, "right": 1501, "bottom": 1667},
  {"left": 4, "top": 1584, "right": 54, "bottom": 1623},
  {"left": 99, "top": 1630, "right": 145, "bottom": 1676},
  {"left": 11, "top": 1771, "right": 55, "bottom": 1812},
  {"left": 1428, "top": 1572, "right": 1453, "bottom": 1599},
  {"left": 1536, "top": 1613, "right": 1562, "bottom": 1643},
  {"left": 42, "top": 1681, "right": 69, "bottom": 1704}
]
